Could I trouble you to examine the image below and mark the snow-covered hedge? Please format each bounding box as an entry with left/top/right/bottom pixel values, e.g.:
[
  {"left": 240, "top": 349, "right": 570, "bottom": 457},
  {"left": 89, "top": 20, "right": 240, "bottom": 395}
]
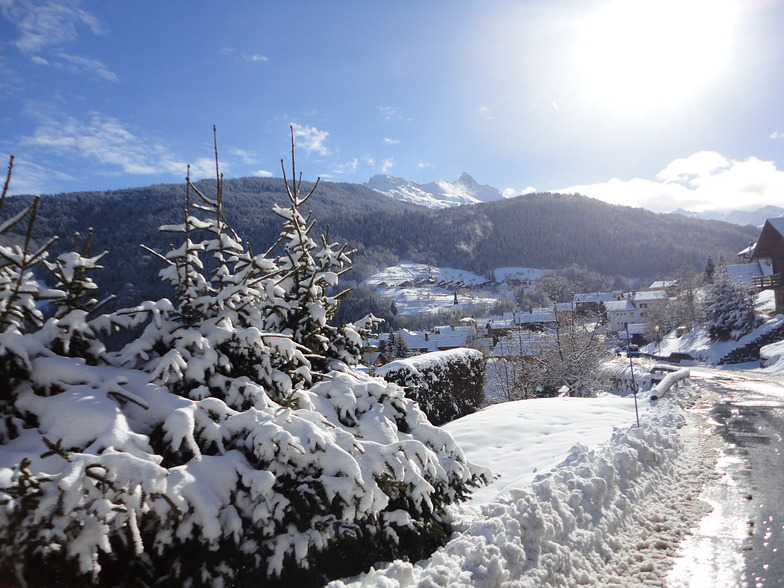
[
  {"left": 0, "top": 151, "right": 488, "bottom": 587},
  {"left": 375, "top": 348, "right": 485, "bottom": 425}
]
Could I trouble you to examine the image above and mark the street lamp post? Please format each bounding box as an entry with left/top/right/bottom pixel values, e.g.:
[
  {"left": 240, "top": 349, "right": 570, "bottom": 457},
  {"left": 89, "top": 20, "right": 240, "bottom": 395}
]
[{"left": 654, "top": 325, "right": 660, "bottom": 356}]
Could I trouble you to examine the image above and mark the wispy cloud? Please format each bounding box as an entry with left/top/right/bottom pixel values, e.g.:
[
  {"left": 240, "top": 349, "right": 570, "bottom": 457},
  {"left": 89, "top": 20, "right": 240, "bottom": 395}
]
[
  {"left": 0, "top": 152, "right": 75, "bottom": 195},
  {"left": 253, "top": 169, "right": 273, "bottom": 178},
  {"left": 559, "top": 151, "right": 784, "bottom": 214},
  {"left": 479, "top": 106, "right": 495, "bottom": 121},
  {"left": 1, "top": 0, "right": 117, "bottom": 81},
  {"left": 772, "top": 131, "right": 784, "bottom": 140},
  {"left": 220, "top": 47, "right": 269, "bottom": 63},
  {"left": 19, "top": 111, "right": 218, "bottom": 179},
  {"left": 377, "top": 106, "right": 412, "bottom": 122},
  {"left": 381, "top": 157, "right": 394, "bottom": 173},
  {"left": 1, "top": 0, "right": 105, "bottom": 53},
  {"left": 57, "top": 52, "right": 118, "bottom": 82},
  {"left": 382, "top": 137, "right": 400, "bottom": 145},
  {"left": 377, "top": 106, "right": 399, "bottom": 121},
  {"left": 230, "top": 147, "right": 257, "bottom": 165},
  {"left": 417, "top": 161, "right": 432, "bottom": 170},
  {"left": 290, "top": 122, "right": 330, "bottom": 156},
  {"left": 335, "top": 158, "right": 359, "bottom": 174}
]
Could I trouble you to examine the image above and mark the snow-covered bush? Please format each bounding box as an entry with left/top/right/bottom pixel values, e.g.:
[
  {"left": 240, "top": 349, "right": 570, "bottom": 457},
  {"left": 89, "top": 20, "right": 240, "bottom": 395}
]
[
  {"left": 0, "top": 143, "right": 487, "bottom": 587},
  {"left": 376, "top": 348, "right": 485, "bottom": 425}
]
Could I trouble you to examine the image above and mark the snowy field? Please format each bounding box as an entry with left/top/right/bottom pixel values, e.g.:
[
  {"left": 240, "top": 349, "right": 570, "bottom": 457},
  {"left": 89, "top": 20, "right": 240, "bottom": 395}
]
[
  {"left": 444, "top": 395, "right": 645, "bottom": 507},
  {"left": 363, "top": 263, "right": 491, "bottom": 288},
  {"left": 362, "top": 263, "right": 538, "bottom": 315}
]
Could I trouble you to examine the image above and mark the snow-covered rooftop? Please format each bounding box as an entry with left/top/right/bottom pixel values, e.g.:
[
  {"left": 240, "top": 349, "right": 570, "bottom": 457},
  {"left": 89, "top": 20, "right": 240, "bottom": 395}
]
[
  {"left": 605, "top": 299, "right": 635, "bottom": 312},
  {"left": 633, "top": 290, "right": 668, "bottom": 302}
]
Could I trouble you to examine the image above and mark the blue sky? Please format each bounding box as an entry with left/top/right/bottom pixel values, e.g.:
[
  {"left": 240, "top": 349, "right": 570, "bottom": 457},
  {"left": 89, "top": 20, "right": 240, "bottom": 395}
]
[{"left": 1, "top": 0, "right": 784, "bottom": 214}]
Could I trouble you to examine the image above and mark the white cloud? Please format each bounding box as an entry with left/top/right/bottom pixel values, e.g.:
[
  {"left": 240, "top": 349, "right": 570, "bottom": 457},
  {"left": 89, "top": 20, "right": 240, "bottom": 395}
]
[
  {"left": 0, "top": 1, "right": 118, "bottom": 82},
  {"left": 559, "top": 152, "right": 784, "bottom": 214},
  {"left": 230, "top": 147, "right": 256, "bottom": 165},
  {"left": 220, "top": 47, "right": 269, "bottom": 63},
  {"left": 290, "top": 122, "right": 330, "bottom": 156},
  {"left": 382, "top": 137, "right": 400, "bottom": 145},
  {"left": 382, "top": 157, "right": 394, "bottom": 173},
  {"left": 57, "top": 52, "right": 118, "bottom": 82},
  {"left": 0, "top": 152, "right": 75, "bottom": 195},
  {"left": 253, "top": 169, "right": 273, "bottom": 178},
  {"left": 377, "top": 106, "right": 412, "bottom": 122},
  {"left": 417, "top": 161, "right": 432, "bottom": 169},
  {"left": 1, "top": 0, "right": 104, "bottom": 53},
  {"left": 772, "top": 131, "right": 784, "bottom": 140},
  {"left": 334, "top": 158, "right": 359, "bottom": 174},
  {"left": 479, "top": 106, "right": 495, "bottom": 120},
  {"left": 377, "top": 106, "right": 400, "bottom": 121},
  {"left": 656, "top": 150, "right": 729, "bottom": 183},
  {"left": 19, "top": 111, "right": 220, "bottom": 179},
  {"left": 503, "top": 186, "right": 536, "bottom": 198}
]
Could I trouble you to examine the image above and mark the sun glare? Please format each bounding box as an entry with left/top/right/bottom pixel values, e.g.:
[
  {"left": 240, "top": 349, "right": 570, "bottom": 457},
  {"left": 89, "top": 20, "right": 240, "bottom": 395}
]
[{"left": 576, "top": 0, "right": 737, "bottom": 113}]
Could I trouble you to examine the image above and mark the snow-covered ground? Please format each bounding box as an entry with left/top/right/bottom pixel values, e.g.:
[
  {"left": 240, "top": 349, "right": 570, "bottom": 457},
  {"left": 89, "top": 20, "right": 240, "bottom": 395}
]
[
  {"left": 362, "top": 263, "right": 522, "bottom": 315},
  {"left": 646, "top": 290, "right": 779, "bottom": 365},
  {"left": 329, "top": 314, "right": 784, "bottom": 587},
  {"left": 329, "top": 370, "right": 704, "bottom": 587}
]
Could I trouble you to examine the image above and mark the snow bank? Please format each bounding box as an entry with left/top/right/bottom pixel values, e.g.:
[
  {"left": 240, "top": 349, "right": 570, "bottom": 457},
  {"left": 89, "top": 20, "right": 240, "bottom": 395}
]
[
  {"left": 328, "top": 388, "right": 693, "bottom": 588},
  {"left": 652, "top": 315, "right": 784, "bottom": 366}
]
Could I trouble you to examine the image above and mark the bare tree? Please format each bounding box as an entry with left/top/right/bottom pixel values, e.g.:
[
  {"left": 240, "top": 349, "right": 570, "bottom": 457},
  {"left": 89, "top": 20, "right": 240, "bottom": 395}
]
[{"left": 486, "top": 310, "right": 610, "bottom": 402}]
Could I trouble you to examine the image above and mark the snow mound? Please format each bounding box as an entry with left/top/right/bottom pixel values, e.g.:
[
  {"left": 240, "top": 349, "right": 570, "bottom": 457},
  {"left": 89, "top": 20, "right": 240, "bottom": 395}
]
[{"left": 328, "top": 388, "right": 696, "bottom": 587}]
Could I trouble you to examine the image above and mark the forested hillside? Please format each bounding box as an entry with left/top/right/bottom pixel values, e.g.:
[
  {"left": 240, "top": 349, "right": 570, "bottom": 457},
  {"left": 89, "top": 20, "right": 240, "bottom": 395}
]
[
  {"left": 422, "top": 193, "right": 759, "bottom": 278},
  {"left": 3, "top": 178, "right": 758, "bottom": 308}
]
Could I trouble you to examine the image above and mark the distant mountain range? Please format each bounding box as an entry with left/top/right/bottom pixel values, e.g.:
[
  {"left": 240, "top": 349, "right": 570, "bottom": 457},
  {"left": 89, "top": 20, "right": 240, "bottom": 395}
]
[
  {"left": 367, "top": 173, "right": 783, "bottom": 228},
  {"left": 670, "top": 206, "right": 784, "bottom": 227},
  {"left": 365, "top": 172, "right": 502, "bottom": 208},
  {"left": 3, "top": 177, "right": 759, "bottom": 310}
]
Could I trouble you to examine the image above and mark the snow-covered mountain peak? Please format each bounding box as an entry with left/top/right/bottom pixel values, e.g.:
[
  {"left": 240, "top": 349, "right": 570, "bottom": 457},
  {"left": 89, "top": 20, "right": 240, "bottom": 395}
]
[{"left": 366, "top": 173, "right": 503, "bottom": 209}]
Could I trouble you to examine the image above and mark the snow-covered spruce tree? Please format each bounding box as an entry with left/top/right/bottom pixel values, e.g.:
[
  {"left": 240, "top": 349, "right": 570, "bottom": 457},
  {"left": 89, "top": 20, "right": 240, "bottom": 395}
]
[
  {"left": 263, "top": 131, "right": 368, "bottom": 374},
  {"left": 0, "top": 137, "right": 488, "bottom": 587},
  {"left": 705, "top": 265, "right": 760, "bottom": 341},
  {"left": 0, "top": 157, "right": 181, "bottom": 587}
]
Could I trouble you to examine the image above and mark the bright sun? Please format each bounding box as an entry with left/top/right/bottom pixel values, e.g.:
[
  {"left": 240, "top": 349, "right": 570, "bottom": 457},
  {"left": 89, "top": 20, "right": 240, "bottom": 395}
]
[{"left": 575, "top": 0, "right": 737, "bottom": 112}]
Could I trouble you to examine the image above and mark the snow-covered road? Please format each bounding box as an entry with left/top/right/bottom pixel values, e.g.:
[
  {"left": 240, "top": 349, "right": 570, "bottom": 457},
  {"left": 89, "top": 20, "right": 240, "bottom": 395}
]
[{"left": 670, "top": 369, "right": 784, "bottom": 588}]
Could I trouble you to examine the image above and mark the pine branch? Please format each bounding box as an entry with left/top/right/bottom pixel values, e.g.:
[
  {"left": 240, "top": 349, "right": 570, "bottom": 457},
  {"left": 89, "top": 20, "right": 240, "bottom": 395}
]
[{"left": 0, "top": 155, "right": 13, "bottom": 211}]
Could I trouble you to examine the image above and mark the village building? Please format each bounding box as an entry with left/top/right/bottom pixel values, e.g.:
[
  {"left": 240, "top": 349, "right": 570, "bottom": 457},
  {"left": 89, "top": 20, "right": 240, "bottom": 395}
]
[
  {"left": 750, "top": 218, "right": 784, "bottom": 314},
  {"left": 604, "top": 290, "right": 668, "bottom": 334},
  {"left": 573, "top": 292, "right": 614, "bottom": 317}
]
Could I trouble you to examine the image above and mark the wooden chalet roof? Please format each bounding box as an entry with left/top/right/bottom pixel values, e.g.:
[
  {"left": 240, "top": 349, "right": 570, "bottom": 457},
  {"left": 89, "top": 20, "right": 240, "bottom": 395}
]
[{"left": 752, "top": 218, "right": 784, "bottom": 259}]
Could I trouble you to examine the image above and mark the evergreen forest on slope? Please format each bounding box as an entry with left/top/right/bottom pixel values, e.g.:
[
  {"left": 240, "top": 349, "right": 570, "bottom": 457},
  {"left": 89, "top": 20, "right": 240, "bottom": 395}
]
[{"left": 2, "top": 177, "right": 759, "bottom": 308}]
